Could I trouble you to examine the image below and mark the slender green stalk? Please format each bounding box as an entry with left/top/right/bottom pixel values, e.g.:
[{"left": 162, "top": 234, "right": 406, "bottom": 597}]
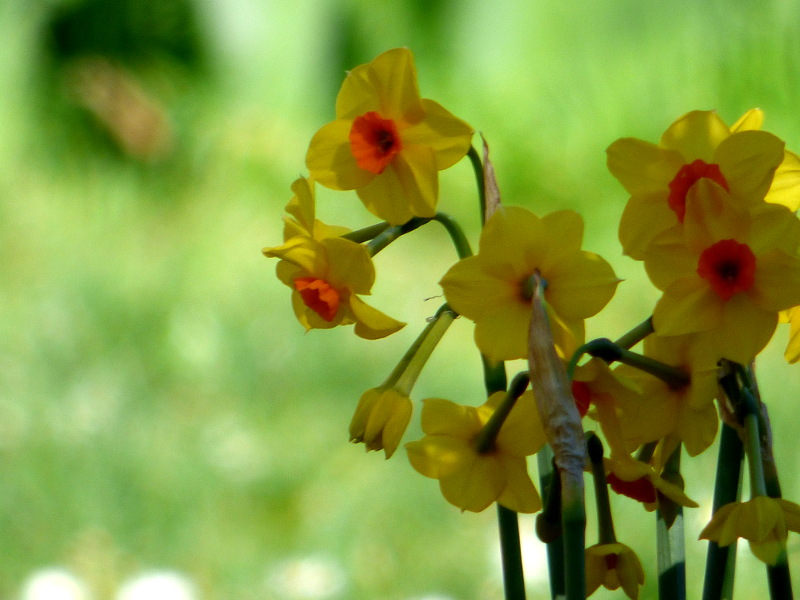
[
  {"left": 388, "top": 304, "right": 456, "bottom": 393},
  {"left": 701, "top": 424, "right": 743, "bottom": 600},
  {"left": 657, "top": 446, "right": 686, "bottom": 600},
  {"left": 561, "top": 475, "right": 587, "bottom": 600},
  {"left": 586, "top": 433, "right": 615, "bottom": 544},
  {"left": 467, "top": 145, "right": 487, "bottom": 224},
  {"left": 613, "top": 316, "right": 654, "bottom": 350},
  {"left": 366, "top": 217, "right": 431, "bottom": 256},
  {"left": 497, "top": 505, "right": 527, "bottom": 600},
  {"left": 432, "top": 212, "right": 473, "bottom": 259},
  {"left": 476, "top": 372, "right": 530, "bottom": 453},
  {"left": 536, "top": 447, "right": 565, "bottom": 599},
  {"left": 341, "top": 222, "right": 391, "bottom": 243}
]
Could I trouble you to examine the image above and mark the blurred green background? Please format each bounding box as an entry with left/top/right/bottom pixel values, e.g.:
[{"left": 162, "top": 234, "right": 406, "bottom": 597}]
[{"left": 2, "top": 0, "right": 800, "bottom": 598}]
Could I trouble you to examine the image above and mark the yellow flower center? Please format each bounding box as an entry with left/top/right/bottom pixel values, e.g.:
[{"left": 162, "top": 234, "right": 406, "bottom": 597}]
[
  {"left": 696, "top": 239, "right": 756, "bottom": 301},
  {"left": 349, "top": 111, "right": 403, "bottom": 174},
  {"left": 667, "top": 159, "right": 729, "bottom": 222},
  {"left": 294, "top": 276, "right": 340, "bottom": 321}
]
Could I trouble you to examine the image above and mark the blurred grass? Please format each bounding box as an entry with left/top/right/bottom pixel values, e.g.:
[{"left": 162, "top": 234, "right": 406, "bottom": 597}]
[{"left": 1, "top": 0, "right": 800, "bottom": 598}]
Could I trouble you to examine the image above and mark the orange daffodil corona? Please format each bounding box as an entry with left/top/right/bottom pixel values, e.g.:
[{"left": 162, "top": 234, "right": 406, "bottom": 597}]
[{"left": 306, "top": 48, "right": 474, "bottom": 226}]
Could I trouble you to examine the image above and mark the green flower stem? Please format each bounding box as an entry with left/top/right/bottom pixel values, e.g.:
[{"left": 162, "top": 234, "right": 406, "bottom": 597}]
[
  {"left": 467, "top": 144, "right": 487, "bottom": 225},
  {"left": 476, "top": 372, "right": 530, "bottom": 454},
  {"left": 741, "top": 389, "right": 768, "bottom": 499},
  {"left": 497, "top": 505, "right": 527, "bottom": 600},
  {"left": 701, "top": 423, "right": 743, "bottom": 600},
  {"left": 561, "top": 474, "right": 587, "bottom": 600},
  {"left": 657, "top": 446, "right": 686, "bottom": 600},
  {"left": 366, "top": 217, "right": 431, "bottom": 256},
  {"left": 475, "top": 372, "right": 530, "bottom": 454},
  {"left": 613, "top": 316, "right": 654, "bottom": 350},
  {"left": 586, "top": 433, "right": 615, "bottom": 545},
  {"left": 482, "top": 355, "right": 508, "bottom": 396},
  {"left": 383, "top": 304, "right": 455, "bottom": 392},
  {"left": 536, "top": 447, "right": 566, "bottom": 599},
  {"left": 341, "top": 222, "right": 391, "bottom": 243},
  {"left": 566, "top": 338, "right": 688, "bottom": 387},
  {"left": 432, "top": 212, "right": 474, "bottom": 259}
]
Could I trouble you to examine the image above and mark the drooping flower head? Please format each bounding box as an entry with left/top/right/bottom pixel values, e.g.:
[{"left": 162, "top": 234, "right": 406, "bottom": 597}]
[
  {"left": 349, "top": 387, "right": 412, "bottom": 459},
  {"left": 405, "top": 391, "right": 546, "bottom": 513},
  {"left": 585, "top": 542, "right": 645, "bottom": 599},
  {"left": 700, "top": 496, "right": 800, "bottom": 565},
  {"left": 264, "top": 235, "right": 404, "bottom": 339},
  {"left": 440, "top": 206, "right": 620, "bottom": 362},
  {"left": 306, "top": 48, "right": 474, "bottom": 225}
]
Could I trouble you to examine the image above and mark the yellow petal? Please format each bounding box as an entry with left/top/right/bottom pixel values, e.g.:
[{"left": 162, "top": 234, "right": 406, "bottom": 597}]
[
  {"left": 682, "top": 179, "right": 749, "bottom": 252},
  {"left": 355, "top": 147, "right": 438, "bottom": 225},
  {"left": 440, "top": 256, "right": 521, "bottom": 320},
  {"left": 653, "top": 277, "right": 722, "bottom": 336},
  {"left": 544, "top": 251, "right": 619, "bottom": 320},
  {"left": 336, "top": 48, "right": 425, "bottom": 123},
  {"left": 766, "top": 149, "right": 800, "bottom": 210},
  {"left": 496, "top": 391, "right": 547, "bottom": 457},
  {"left": 478, "top": 206, "right": 546, "bottom": 273},
  {"left": 439, "top": 453, "right": 505, "bottom": 512},
  {"left": 618, "top": 191, "right": 677, "bottom": 260},
  {"left": 708, "top": 295, "right": 777, "bottom": 364},
  {"left": 347, "top": 295, "right": 405, "bottom": 340},
  {"left": 676, "top": 401, "right": 718, "bottom": 457},
  {"left": 751, "top": 250, "right": 800, "bottom": 312},
  {"left": 420, "top": 398, "right": 480, "bottom": 437},
  {"left": 659, "top": 110, "right": 730, "bottom": 162},
  {"left": 607, "top": 138, "right": 684, "bottom": 196},
  {"left": 642, "top": 226, "right": 696, "bottom": 291},
  {"left": 496, "top": 455, "right": 541, "bottom": 513},
  {"left": 405, "top": 435, "right": 473, "bottom": 479},
  {"left": 402, "top": 99, "right": 473, "bottom": 170},
  {"left": 784, "top": 307, "right": 800, "bottom": 364},
  {"left": 474, "top": 303, "right": 533, "bottom": 361},
  {"left": 363, "top": 388, "right": 412, "bottom": 458},
  {"left": 322, "top": 237, "right": 375, "bottom": 294},
  {"left": 306, "top": 120, "right": 376, "bottom": 190},
  {"left": 541, "top": 210, "right": 585, "bottom": 260},
  {"left": 714, "top": 130, "right": 785, "bottom": 206},
  {"left": 265, "top": 236, "right": 328, "bottom": 277},
  {"left": 729, "top": 108, "right": 764, "bottom": 132}
]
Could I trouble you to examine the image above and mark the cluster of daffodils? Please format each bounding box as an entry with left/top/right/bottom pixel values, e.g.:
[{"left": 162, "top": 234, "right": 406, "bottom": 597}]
[{"left": 264, "top": 48, "right": 800, "bottom": 599}]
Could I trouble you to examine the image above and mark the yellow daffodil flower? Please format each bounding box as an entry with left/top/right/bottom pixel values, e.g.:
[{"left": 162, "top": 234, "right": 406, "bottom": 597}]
[
  {"left": 306, "top": 48, "right": 473, "bottom": 226},
  {"left": 644, "top": 181, "right": 800, "bottom": 363},
  {"left": 349, "top": 387, "right": 412, "bottom": 459},
  {"left": 700, "top": 496, "right": 800, "bottom": 565},
  {"left": 281, "top": 176, "right": 350, "bottom": 241},
  {"left": 585, "top": 542, "right": 645, "bottom": 599},
  {"left": 613, "top": 333, "right": 719, "bottom": 456},
  {"left": 264, "top": 235, "right": 404, "bottom": 339},
  {"left": 439, "top": 206, "right": 620, "bottom": 362},
  {"left": 405, "top": 391, "right": 546, "bottom": 513},
  {"left": 608, "top": 109, "right": 786, "bottom": 259}
]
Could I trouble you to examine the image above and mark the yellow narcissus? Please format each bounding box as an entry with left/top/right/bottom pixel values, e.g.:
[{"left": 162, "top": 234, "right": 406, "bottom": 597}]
[
  {"left": 644, "top": 181, "right": 800, "bottom": 364},
  {"left": 700, "top": 496, "right": 800, "bottom": 565},
  {"left": 405, "top": 391, "right": 546, "bottom": 513},
  {"left": 264, "top": 235, "right": 404, "bottom": 340},
  {"left": 439, "top": 206, "right": 620, "bottom": 362},
  {"left": 585, "top": 542, "right": 645, "bottom": 599},
  {"left": 782, "top": 305, "right": 800, "bottom": 363},
  {"left": 613, "top": 333, "right": 719, "bottom": 457},
  {"left": 306, "top": 48, "right": 473, "bottom": 225},
  {"left": 607, "top": 109, "right": 787, "bottom": 259}
]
